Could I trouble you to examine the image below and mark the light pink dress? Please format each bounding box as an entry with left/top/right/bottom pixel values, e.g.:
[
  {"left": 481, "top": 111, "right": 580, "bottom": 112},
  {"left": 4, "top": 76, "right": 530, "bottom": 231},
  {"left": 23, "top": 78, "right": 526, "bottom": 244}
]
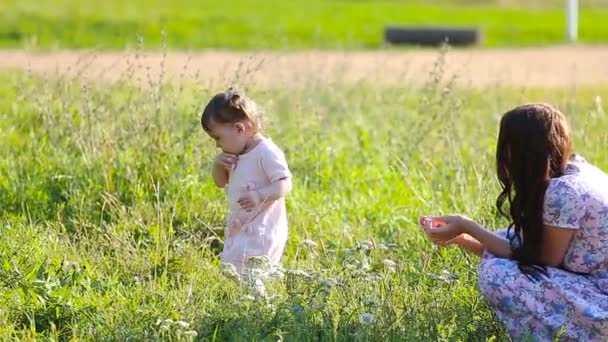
[{"left": 220, "top": 138, "right": 291, "bottom": 273}]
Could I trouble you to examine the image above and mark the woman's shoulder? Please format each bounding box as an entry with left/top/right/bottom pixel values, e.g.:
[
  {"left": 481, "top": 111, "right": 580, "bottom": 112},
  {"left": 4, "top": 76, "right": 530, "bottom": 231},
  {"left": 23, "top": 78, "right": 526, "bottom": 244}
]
[{"left": 548, "top": 155, "right": 608, "bottom": 198}]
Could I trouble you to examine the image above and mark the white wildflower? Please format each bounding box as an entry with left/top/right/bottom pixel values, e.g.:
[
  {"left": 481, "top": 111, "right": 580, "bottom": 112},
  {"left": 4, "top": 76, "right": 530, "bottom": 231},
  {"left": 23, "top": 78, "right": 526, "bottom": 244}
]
[
  {"left": 63, "top": 260, "right": 80, "bottom": 270},
  {"left": 362, "top": 299, "right": 378, "bottom": 307},
  {"left": 382, "top": 259, "right": 397, "bottom": 272},
  {"left": 358, "top": 241, "right": 373, "bottom": 251},
  {"left": 344, "top": 256, "right": 360, "bottom": 266},
  {"left": 244, "top": 256, "right": 272, "bottom": 280},
  {"left": 366, "top": 272, "right": 382, "bottom": 281},
  {"left": 382, "top": 259, "right": 396, "bottom": 268},
  {"left": 359, "top": 313, "right": 376, "bottom": 325},
  {"left": 175, "top": 321, "right": 190, "bottom": 329},
  {"left": 245, "top": 256, "right": 271, "bottom": 271},
  {"left": 268, "top": 268, "right": 285, "bottom": 280},
  {"left": 428, "top": 272, "right": 456, "bottom": 283},
  {"left": 204, "top": 236, "right": 222, "bottom": 245},
  {"left": 362, "top": 258, "right": 371, "bottom": 271},
  {"left": 183, "top": 330, "right": 198, "bottom": 337},
  {"left": 286, "top": 269, "right": 312, "bottom": 279},
  {"left": 220, "top": 262, "right": 237, "bottom": 274},
  {"left": 251, "top": 278, "right": 267, "bottom": 298},
  {"left": 343, "top": 256, "right": 362, "bottom": 271},
  {"left": 242, "top": 295, "right": 256, "bottom": 301},
  {"left": 441, "top": 269, "right": 459, "bottom": 282},
  {"left": 299, "top": 239, "right": 318, "bottom": 249},
  {"left": 344, "top": 263, "right": 358, "bottom": 271},
  {"left": 428, "top": 273, "right": 445, "bottom": 281},
  {"left": 320, "top": 278, "right": 338, "bottom": 287},
  {"left": 220, "top": 263, "right": 241, "bottom": 281}
]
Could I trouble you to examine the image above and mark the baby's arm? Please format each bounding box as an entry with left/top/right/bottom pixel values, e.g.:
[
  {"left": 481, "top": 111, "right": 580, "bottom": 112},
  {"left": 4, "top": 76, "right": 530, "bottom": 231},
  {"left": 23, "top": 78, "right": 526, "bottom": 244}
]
[
  {"left": 212, "top": 165, "right": 229, "bottom": 188},
  {"left": 257, "top": 177, "right": 292, "bottom": 202},
  {"left": 239, "top": 178, "right": 291, "bottom": 211},
  {"left": 260, "top": 145, "right": 292, "bottom": 201},
  {"left": 237, "top": 147, "right": 291, "bottom": 211}
]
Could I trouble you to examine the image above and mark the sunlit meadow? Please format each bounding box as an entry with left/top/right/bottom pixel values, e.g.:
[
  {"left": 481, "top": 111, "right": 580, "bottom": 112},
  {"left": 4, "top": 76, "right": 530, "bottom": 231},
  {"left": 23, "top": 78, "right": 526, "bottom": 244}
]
[{"left": 0, "top": 50, "right": 607, "bottom": 340}]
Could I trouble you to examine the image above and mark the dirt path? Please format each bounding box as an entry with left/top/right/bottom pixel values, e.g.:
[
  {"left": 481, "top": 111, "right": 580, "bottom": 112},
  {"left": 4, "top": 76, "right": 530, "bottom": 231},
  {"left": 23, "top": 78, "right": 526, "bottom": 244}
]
[{"left": 1, "top": 45, "right": 607, "bottom": 88}]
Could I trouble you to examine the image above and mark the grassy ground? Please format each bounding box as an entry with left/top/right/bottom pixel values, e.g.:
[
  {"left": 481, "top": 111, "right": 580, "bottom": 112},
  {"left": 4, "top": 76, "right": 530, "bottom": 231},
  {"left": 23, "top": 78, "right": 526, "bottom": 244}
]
[
  {"left": 1, "top": 0, "right": 608, "bottom": 49},
  {"left": 1, "top": 65, "right": 607, "bottom": 339}
]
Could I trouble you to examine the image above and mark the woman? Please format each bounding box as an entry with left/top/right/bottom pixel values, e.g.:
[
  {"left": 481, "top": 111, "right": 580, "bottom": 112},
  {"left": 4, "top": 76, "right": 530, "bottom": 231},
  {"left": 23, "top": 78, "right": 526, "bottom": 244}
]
[{"left": 421, "top": 103, "right": 608, "bottom": 341}]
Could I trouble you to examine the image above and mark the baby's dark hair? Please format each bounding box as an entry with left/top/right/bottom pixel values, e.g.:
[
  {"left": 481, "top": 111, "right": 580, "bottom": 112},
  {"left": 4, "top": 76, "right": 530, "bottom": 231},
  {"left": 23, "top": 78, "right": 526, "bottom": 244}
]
[{"left": 200, "top": 89, "right": 262, "bottom": 133}]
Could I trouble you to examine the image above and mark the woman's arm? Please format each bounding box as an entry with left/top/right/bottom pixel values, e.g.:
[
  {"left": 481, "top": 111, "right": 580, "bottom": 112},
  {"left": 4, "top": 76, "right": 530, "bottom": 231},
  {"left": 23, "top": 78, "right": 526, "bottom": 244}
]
[
  {"left": 465, "top": 220, "right": 512, "bottom": 258},
  {"left": 421, "top": 216, "right": 511, "bottom": 258},
  {"left": 540, "top": 225, "right": 576, "bottom": 267},
  {"left": 448, "top": 234, "right": 485, "bottom": 256}
]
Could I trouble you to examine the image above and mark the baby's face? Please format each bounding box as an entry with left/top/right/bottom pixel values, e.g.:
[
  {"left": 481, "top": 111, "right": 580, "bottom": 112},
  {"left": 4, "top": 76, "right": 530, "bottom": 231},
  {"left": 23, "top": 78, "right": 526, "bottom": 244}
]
[{"left": 205, "top": 118, "right": 248, "bottom": 155}]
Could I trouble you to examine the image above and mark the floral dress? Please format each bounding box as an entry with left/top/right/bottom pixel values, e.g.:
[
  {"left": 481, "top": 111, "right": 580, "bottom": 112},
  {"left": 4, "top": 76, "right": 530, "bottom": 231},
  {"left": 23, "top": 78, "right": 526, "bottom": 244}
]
[{"left": 478, "top": 156, "right": 608, "bottom": 341}]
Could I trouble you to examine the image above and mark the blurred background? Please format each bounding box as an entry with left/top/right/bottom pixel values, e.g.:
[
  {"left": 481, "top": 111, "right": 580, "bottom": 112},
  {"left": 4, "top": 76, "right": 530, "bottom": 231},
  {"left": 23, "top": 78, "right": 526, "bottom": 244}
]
[{"left": 1, "top": 0, "right": 607, "bottom": 49}]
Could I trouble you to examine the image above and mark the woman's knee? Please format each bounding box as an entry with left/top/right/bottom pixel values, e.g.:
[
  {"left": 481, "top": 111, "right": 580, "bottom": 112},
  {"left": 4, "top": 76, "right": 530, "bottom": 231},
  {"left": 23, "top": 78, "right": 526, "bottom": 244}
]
[{"left": 478, "top": 257, "right": 518, "bottom": 305}]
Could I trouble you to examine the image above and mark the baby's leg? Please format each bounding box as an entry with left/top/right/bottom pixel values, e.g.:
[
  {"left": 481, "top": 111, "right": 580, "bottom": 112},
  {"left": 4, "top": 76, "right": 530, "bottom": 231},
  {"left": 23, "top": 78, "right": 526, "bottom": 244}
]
[{"left": 265, "top": 233, "right": 287, "bottom": 266}]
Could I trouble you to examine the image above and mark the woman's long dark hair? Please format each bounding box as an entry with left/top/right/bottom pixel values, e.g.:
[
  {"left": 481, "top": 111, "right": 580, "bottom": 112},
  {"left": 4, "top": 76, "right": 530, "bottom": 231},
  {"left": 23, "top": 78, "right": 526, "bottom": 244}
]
[{"left": 495, "top": 104, "right": 572, "bottom": 274}]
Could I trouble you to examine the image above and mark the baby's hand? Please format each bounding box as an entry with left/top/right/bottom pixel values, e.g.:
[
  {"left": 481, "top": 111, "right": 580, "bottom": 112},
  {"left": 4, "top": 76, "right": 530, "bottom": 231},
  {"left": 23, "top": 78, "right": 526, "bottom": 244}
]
[
  {"left": 215, "top": 152, "right": 238, "bottom": 171},
  {"left": 238, "top": 190, "right": 262, "bottom": 212}
]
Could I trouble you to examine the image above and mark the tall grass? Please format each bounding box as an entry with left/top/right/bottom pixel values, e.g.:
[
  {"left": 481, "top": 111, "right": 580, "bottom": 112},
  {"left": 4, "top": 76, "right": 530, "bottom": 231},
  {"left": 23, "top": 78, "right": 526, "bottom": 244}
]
[{"left": 0, "top": 53, "right": 607, "bottom": 340}]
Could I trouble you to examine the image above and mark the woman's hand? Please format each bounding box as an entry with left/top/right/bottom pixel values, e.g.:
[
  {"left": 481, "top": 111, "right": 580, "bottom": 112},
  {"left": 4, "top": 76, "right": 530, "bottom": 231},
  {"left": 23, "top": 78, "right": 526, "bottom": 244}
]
[
  {"left": 419, "top": 215, "right": 510, "bottom": 258},
  {"left": 419, "top": 215, "right": 473, "bottom": 246}
]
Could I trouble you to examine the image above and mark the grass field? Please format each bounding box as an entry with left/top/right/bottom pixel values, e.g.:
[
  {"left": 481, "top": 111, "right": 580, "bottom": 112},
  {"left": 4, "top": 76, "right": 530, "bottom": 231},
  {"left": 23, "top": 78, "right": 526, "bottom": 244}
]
[
  {"left": 1, "top": 63, "right": 607, "bottom": 339},
  {"left": 1, "top": 0, "right": 608, "bottom": 49}
]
